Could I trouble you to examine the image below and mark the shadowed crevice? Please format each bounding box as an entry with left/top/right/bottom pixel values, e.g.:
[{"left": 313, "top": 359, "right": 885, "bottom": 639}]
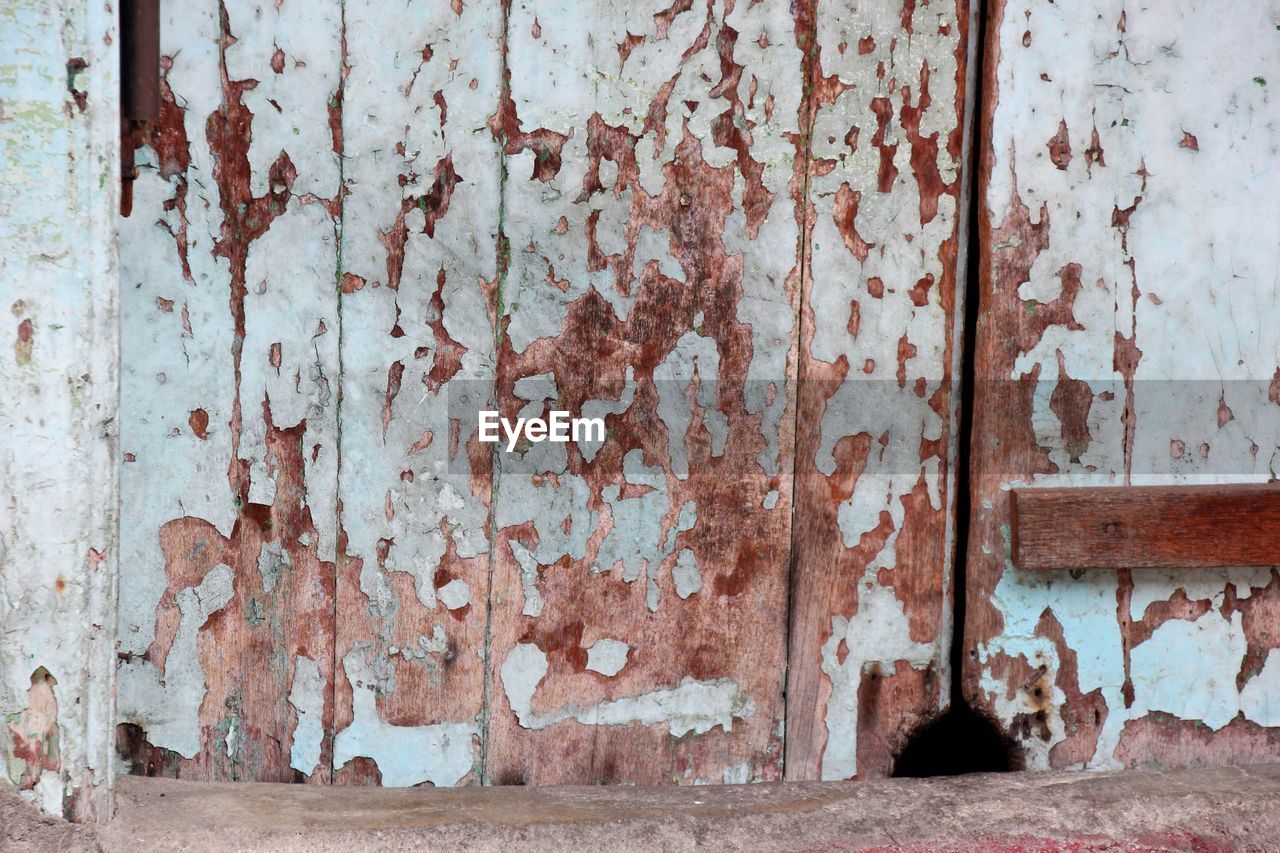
[
  {"left": 891, "top": 703, "right": 1019, "bottom": 777},
  {"left": 892, "top": 0, "right": 1016, "bottom": 780}
]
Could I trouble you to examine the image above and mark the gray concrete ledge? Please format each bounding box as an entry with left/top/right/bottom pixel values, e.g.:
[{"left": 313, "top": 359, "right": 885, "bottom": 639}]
[{"left": 7, "top": 764, "right": 1280, "bottom": 851}]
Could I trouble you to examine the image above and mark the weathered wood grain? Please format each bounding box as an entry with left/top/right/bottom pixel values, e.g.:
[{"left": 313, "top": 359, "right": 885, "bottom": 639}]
[
  {"left": 784, "top": 0, "right": 974, "bottom": 780},
  {"left": 967, "top": 0, "right": 1280, "bottom": 772},
  {"left": 1012, "top": 486, "right": 1280, "bottom": 571},
  {"left": 482, "top": 0, "right": 806, "bottom": 785},
  {"left": 116, "top": 0, "right": 342, "bottom": 782},
  {"left": 111, "top": 0, "right": 988, "bottom": 788},
  {"left": 331, "top": 0, "right": 503, "bottom": 787}
]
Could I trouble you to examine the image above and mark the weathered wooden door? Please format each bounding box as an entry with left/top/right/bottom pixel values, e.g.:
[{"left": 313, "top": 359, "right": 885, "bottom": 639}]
[
  {"left": 966, "top": 0, "right": 1280, "bottom": 770},
  {"left": 114, "top": 0, "right": 1280, "bottom": 787},
  {"left": 116, "top": 0, "right": 973, "bottom": 786}
]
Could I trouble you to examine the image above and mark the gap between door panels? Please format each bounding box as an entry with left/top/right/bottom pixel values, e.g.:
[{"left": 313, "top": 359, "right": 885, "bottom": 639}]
[
  {"left": 892, "top": 0, "right": 1019, "bottom": 779},
  {"left": 781, "top": 0, "right": 997, "bottom": 781}
]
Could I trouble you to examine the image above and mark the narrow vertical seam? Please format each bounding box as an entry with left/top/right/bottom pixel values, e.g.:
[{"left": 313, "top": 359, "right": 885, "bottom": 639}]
[
  {"left": 328, "top": 0, "right": 348, "bottom": 784},
  {"left": 780, "top": 0, "right": 821, "bottom": 781},
  {"left": 949, "top": 0, "right": 990, "bottom": 714},
  {"left": 478, "top": 0, "right": 513, "bottom": 787}
]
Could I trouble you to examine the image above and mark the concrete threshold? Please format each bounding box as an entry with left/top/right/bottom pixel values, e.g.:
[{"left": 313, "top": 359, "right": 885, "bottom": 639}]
[{"left": 10, "top": 764, "right": 1280, "bottom": 851}]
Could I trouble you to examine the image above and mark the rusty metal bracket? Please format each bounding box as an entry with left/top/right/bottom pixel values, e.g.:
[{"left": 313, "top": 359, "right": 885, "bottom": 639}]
[{"left": 120, "top": 0, "right": 159, "bottom": 216}]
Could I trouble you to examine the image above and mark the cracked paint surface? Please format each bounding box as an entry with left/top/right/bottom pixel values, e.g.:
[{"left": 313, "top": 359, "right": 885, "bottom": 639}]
[
  {"left": 331, "top": 0, "right": 502, "bottom": 787},
  {"left": 0, "top": 0, "right": 118, "bottom": 820},
  {"left": 115, "top": 0, "right": 978, "bottom": 787},
  {"left": 786, "top": 0, "right": 975, "bottom": 780},
  {"left": 968, "top": 0, "right": 1280, "bottom": 771},
  {"left": 117, "top": 0, "right": 340, "bottom": 782},
  {"left": 482, "top": 0, "right": 809, "bottom": 786}
]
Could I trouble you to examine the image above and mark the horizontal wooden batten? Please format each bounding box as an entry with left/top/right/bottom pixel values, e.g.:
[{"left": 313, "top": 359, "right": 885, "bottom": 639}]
[{"left": 1011, "top": 484, "right": 1280, "bottom": 571}]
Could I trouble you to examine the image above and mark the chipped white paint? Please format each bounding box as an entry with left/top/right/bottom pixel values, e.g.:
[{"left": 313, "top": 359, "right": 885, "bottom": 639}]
[
  {"left": 287, "top": 655, "right": 325, "bottom": 776},
  {"left": 332, "top": 646, "right": 477, "bottom": 787},
  {"left": 655, "top": 332, "right": 727, "bottom": 480},
  {"left": 11, "top": 0, "right": 1271, "bottom": 798},
  {"left": 820, "top": 584, "right": 936, "bottom": 781},
  {"left": 114, "top": 0, "right": 343, "bottom": 781},
  {"left": 501, "top": 644, "right": 751, "bottom": 737},
  {"left": 806, "top": 0, "right": 965, "bottom": 521},
  {"left": 590, "top": 451, "right": 699, "bottom": 614},
  {"left": 389, "top": 625, "right": 450, "bottom": 661},
  {"left": 672, "top": 549, "right": 702, "bottom": 600},
  {"left": 484, "top": 0, "right": 805, "bottom": 784},
  {"left": 0, "top": 0, "right": 118, "bottom": 819},
  {"left": 1131, "top": 611, "right": 1247, "bottom": 733},
  {"left": 438, "top": 579, "right": 472, "bottom": 611},
  {"left": 974, "top": 0, "right": 1280, "bottom": 770},
  {"left": 338, "top": 0, "right": 500, "bottom": 613},
  {"left": 1129, "top": 568, "right": 1274, "bottom": 622},
  {"left": 118, "top": 1, "right": 234, "bottom": 660},
  {"left": 117, "top": 566, "right": 234, "bottom": 760},
  {"left": 331, "top": 0, "right": 502, "bottom": 784},
  {"left": 497, "top": 474, "right": 595, "bottom": 567},
  {"left": 224, "top": 715, "right": 240, "bottom": 759},
  {"left": 231, "top": 0, "right": 342, "bottom": 559},
  {"left": 786, "top": 0, "right": 973, "bottom": 780},
  {"left": 509, "top": 541, "right": 545, "bottom": 618},
  {"left": 257, "top": 540, "right": 289, "bottom": 595},
  {"left": 978, "top": 549, "right": 1118, "bottom": 768},
  {"left": 1241, "top": 650, "right": 1280, "bottom": 728},
  {"left": 585, "top": 639, "right": 630, "bottom": 677}
]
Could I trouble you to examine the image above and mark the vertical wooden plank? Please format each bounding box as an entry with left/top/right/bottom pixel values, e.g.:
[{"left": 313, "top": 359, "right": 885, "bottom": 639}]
[
  {"left": 333, "top": 0, "right": 503, "bottom": 786},
  {"left": 784, "top": 0, "right": 974, "bottom": 779},
  {"left": 0, "top": 0, "right": 119, "bottom": 819},
  {"left": 968, "top": 0, "right": 1280, "bottom": 771},
  {"left": 483, "top": 0, "right": 806, "bottom": 785},
  {"left": 116, "top": 0, "right": 342, "bottom": 782}
]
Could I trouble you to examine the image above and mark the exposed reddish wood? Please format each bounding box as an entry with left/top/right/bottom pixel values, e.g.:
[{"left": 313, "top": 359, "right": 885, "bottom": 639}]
[
  {"left": 482, "top": 0, "right": 803, "bottom": 786},
  {"left": 784, "top": 0, "right": 972, "bottom": 781},
  {"left": 6, "top": 669, "right": 61, "bottom": 791},
  {"left": 967, "top": 0, "right": 1280, "bottom": 774},
  {"left": 117, "top": 0, "right": 982, "bottom": 788},
  {"left": 1115, "top": 714, "right": 1280, "bottom": 768},
  {"left": 120, "top": 417, "right": 338, "bottom": 782},
  {"left": 116, "top": 0, "right": 341, "bottom": 782},
  {"left": 963, "top": 0, "right": 1060, "bottom": 719},
  {"left": 331, "top": 0, "right": 500, "bottom": 787},
  {"left": 1013, "top": 486, "right": 1280, "bottom": 571}
]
